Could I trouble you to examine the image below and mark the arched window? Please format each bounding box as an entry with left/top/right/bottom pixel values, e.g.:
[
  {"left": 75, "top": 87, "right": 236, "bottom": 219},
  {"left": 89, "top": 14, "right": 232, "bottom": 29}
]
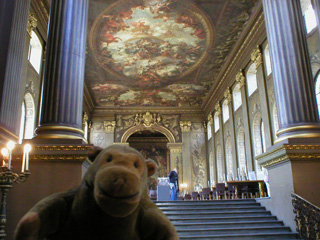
[
  {"left": 301, "top": 0, "right": 317, "bottom": 33},
  {"left": 216, "top": 146, "right": 223, "bottom": 182},
  {"left": 207, "top": 122, "right": 212, "bottom": 140},
  {"left": 315, "top": 74, "right": 320, "bottom": 118},
  {"left": 225, "top": 137, "right": 233, "bottom": 180},
  {"left": 237, "top": 126, "right": 246, "bottom": 173},
  {"left": 19, "top": 93, "right": 35, "bottom": 143},
  {"left": 233, "top": 83, "right": 242, "bottom": 111},
  {"left": 264, "top": 44, "right": 272, "bottom": 76},
  {"left": 222, "top": 100, "right": 229, "bottom": 123},
  {"left": 272, "top": 104, "right": 280, "bottom": 138},
  {"left": 28, "top": 31, "right": 43, "bottom": 74},
  {"left": 246, "top": 63, "right": 258, "bottom": 96},
  {"left": 214, "top": 112, "right": 220, "bottom": 132}
]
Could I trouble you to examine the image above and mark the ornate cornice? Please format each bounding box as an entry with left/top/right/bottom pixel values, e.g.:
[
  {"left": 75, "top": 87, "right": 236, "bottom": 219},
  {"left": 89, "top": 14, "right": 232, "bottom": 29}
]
[
  {"left": 33, "top": 145, "right": 92, "bottom": 151},
  {"left": 104, "top": 121, "right": 116, "bottom": 132},
  {"left": 27, "top": 13, "right": 37, "bottom": 37},
  {"left": 251, "top": 45, "right": 263, "bottom": 68},
  {"left": 224, "top": 88, "right": 232, "bottom": 102},
  {"left": 235, "top": 69, "right": 246, "bottom": 88},
  {"left": 180, "top": 121, "right": 192, "bottom": 132}
]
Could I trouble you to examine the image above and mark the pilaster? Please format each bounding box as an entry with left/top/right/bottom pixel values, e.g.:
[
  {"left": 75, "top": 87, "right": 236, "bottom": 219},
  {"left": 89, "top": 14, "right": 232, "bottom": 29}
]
[
  {"left": 215, "top": 102, "right": 226, "bottom": 177},
  {"left": 167, "top": 143, "right": 183, "bottom": 191}
]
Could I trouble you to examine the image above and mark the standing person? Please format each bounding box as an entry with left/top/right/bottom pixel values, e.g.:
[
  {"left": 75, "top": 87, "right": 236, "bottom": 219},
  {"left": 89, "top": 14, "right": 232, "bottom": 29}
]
[{"left": 168, "top": 168, "right": 179, "bottom": 200}]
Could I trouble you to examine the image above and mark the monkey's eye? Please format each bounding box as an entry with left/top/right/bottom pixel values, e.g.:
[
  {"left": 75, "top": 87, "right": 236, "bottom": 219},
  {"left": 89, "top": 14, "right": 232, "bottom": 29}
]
[
  {"left": 134, "top": 161, "right": 139, "bottom": 168},
  {"left": 106, "top": 155, "right": 112, "bottom": 162}
]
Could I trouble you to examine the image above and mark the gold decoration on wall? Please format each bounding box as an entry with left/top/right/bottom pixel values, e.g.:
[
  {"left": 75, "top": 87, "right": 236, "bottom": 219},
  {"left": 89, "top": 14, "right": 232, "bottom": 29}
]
[
  {"left": 180, "top": 121, "right": 192, "bottom": 132},
  {"left": 224, "top": 87, "right": 232, "bottom": 102},
  {"left": 207, "top": 113, "right": 213, "bottom": 126},
  {"left": 134, "top": 111, "right": 161, "bottom": 128},
  {"left": 104, "top": 121, "right": 116, "bottom": 132},
  {"left": 82, "top": 112, "right": 88, "bottom": 129},
  {"left": 236, "top": 69, "right": 246, "bottom": 88},
  {"left": 27, "top": 13, "right": 37, "bottom": 37},
  {"left": 214, "top": 102, "right": 222, "bottom": 115},
  {"left": 251, "top": 45, "right": 263, "bottom": 68}
]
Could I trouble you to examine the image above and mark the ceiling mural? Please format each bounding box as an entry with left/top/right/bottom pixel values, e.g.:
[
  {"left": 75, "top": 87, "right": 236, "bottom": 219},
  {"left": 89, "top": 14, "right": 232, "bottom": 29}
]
[{"left": 86, "top": 0, "right": 258, "bottom": 108}]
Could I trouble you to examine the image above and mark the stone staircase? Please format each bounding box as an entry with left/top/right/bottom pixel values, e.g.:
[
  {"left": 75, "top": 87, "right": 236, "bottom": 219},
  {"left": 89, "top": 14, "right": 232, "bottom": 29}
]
[{"left": 155, "top": 199, "right": 300, "bottom": 239}]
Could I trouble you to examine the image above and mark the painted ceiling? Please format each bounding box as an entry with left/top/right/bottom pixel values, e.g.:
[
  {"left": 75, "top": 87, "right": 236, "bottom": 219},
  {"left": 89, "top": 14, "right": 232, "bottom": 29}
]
[{"left": 86, "top": 0, "right": 258, "bottom": 108}]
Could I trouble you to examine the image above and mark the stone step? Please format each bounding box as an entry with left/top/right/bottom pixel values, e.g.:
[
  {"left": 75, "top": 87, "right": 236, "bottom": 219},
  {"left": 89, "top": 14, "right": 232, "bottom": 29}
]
[
  {"left": 158, "top": 202, "right": 261, "bottom": 209},
  {"left": 173, "top": 220, "right": 284, "bottom": 230},
  {"left": 161, "top": 206, "right": 265, "bottom": 213},
  {"left": 166, "top": 210, "right": 271, "bottom": 218},
  {"left": 177, "top": 226, "right": 291, "bottom": 236},
  {"left": 155, "top": 199, "right": 256, "bottom": 205},
  {"left": 178, "top": 232, "right": 300, "bottom": 239},
  {"left": 169, "top": 215, "right": 278, "bottom": 224}
]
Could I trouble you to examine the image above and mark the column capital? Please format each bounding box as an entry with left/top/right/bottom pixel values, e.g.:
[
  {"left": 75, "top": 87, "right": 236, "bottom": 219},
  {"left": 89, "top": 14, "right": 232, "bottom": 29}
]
[
  {"left": 104, "top": 121, "right": 116, "bottom": 132},
  {"left": 224, "top": 87, "right": 232, "bottom": 102},
  {"left": 27, "top": 13, "right": 37, "bottom": 37},
  {"left": 251, "top": 45, "right": 263, "bottom": 68},
  {"left": 207, "top": 113, "right": 214, "bottom": 126},
  {"left": 214, "top": 102, "right": 222, "bottom": 115},
  {"left": 167, "top": 143, "right": 183, "bottom": 153},
  {"left": 235, "top": 70, "right": 246, "bottom": 88},
  {"left": 180, "top": 121, "right": 192, "bottom": 132}
]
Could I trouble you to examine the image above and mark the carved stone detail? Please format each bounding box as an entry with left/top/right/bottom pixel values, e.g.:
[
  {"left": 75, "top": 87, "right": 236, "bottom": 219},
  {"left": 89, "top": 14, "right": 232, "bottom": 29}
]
[
  {"left": 215, "top": 102, "right": 222, "bottom": 115},
  {"left": 104, "top": 121, "right": 116, "bottom": 132},
  {"left": 134, "top": 111, "right": 161, "bottom": 128},
  {"left": 180, "top": 121, "right": 192, "bottom": 132},
  {"left": 251, "top": 45, "right": 263, "bottom": 68},
  {"left": 224, "top": 87, "right": 232, "bottom": 102},
  {"left": 207, "top": 113, "right": 214, "bottom": 126},
  {"left": 27, "top": 13, "right": 37, "bottom": 37},
  {"left": 236, "top": 69, "right": 246, "bottom": 88}
]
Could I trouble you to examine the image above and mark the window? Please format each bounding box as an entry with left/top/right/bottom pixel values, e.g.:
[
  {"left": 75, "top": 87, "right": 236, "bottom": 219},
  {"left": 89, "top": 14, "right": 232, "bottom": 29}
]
[
  {"left": 214, "top": 112, "right": 220, "bottom": 132},
  {"left": 247, "top": 63, "right": 258, "bottom": 96},
  {"left": 222, "top": 100, "right": 229, "bottom": 123},
  {"left": 301, "top": 0, "right": 317, "bottom": 33},
  {"left": 316, "top": 74, "right": 320, "bottom": 118},
  {"left": 28, "top": 31, "right": 43, "bottom": 74},
  {"left": 264, "top": 44, "right": 272, "bottom": 76},
  {"left": 233, "top": 84, "right": 242, "bottom": 111},
  {"left": 19, "top": 93, "right": 35, "bottom": 143},
  {"left": 207, "top": 122, "right": 212, "bottom": 140}
]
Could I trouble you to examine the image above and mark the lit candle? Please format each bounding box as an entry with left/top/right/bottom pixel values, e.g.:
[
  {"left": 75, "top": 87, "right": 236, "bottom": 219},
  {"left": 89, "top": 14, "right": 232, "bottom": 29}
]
[
  {"left": 1, "top": 148, "right": 9, "bottom": 166},
  {"left": 21, "top": 151, "right": 26, "bottom": 173},
  {"left": 24, "top": 144, "right": 32, "bottom": 171},
  {"left": 7, "top": 141, "right": 15, "bottom": 169}
]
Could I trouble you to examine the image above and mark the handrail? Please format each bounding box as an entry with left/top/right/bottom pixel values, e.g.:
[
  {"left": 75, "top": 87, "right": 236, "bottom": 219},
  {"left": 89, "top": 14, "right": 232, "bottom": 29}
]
[{"left": 291, "top": 192, "right": 320, "bottom": 240}]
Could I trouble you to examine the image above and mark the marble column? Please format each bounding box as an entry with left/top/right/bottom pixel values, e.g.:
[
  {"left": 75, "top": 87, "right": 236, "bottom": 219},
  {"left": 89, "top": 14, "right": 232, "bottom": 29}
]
[
  {"left": 35, "top": 0, "right": 89, "bottom": 142},
  {"left": 251, "top": 46, "right": 273, "bottom": 147},
  {"left": 263, "top": 0, "right": 320, "bottom": 143},
  {"left": 167, "top": 142, "right": 183, "bottom": 191},
  {"left": 225, "top": 88, "right": 238, "bottom": 177},
  {"left": 0, "top": 0, "right": 31, "bottom": 144},
  {"left": 236, "top": 70, "right": 254, "bottom": 171}
]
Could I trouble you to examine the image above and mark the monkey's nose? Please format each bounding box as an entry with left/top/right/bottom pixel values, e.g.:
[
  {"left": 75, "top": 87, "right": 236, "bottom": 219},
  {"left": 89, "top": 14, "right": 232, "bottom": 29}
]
[{"left": 113, "top": 177, "right": 125, "bottom": 193}]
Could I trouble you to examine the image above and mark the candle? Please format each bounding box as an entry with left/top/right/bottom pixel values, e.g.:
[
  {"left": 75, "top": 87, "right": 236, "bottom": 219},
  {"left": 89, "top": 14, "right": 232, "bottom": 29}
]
[
  {"left": 24, "top": 144, "right": 32, "bottom": 171},
  {"left": 22, "top": 152, "right": 26, "bottom": 173},
  {"left": 1, "top": 148, "right": 8, "bottom": 166},
  {"left": 7, "top": 141, "right": 15, "bottom": 169}
]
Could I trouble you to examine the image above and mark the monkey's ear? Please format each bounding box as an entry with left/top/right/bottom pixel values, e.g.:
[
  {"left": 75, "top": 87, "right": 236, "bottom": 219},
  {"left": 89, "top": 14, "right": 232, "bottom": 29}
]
[
  {"left": 88, "top": 146, "right": 103, "bottom": 162},
  {"left": 146, "top": 160, "right": 157, "bottom": 177}
]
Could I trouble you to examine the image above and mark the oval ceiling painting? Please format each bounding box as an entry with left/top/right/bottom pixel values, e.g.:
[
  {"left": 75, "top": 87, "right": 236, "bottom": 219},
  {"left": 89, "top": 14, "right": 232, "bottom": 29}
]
[{"left": 90, "top": 0, "right": 213, "bottom": 88}]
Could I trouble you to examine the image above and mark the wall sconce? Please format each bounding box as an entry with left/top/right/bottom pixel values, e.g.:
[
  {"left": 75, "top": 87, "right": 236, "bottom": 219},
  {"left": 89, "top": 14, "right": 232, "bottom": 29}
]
[{"left": 0, "top": 141, "right": 32, "bottom": 239}]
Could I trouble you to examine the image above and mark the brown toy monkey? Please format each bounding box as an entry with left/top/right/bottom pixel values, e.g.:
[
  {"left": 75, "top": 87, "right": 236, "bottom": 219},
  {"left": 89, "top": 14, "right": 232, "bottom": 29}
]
[{"left": 14, "top": 145, "right": 179, "bottom": 240}]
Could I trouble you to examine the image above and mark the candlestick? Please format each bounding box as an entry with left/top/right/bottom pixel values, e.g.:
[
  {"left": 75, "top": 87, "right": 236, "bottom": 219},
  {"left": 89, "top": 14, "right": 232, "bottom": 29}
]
[
  {"left": 21, "top": 152, "right": 26, "bottom": 173},
  {"left": 1, "top": 149, "right": 8, "bottom": 167},
  {"left": 6, "top": 141, "right": 15, "bottom": 169},
  {"left": 24, "top": 144, "right": 31, "bottom": 171}
]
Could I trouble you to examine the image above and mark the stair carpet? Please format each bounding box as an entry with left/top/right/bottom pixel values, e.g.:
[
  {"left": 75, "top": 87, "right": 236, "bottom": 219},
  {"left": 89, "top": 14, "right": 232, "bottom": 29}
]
[{"left": 155, "top": 199, "right": 300, "bottom": 240}]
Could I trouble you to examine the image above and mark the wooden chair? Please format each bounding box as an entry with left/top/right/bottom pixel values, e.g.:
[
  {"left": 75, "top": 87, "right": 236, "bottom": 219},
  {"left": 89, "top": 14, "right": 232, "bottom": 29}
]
[
  {"left": 215, "top": 183, "right": 226, "bottom": 200},
  {"left": 226, "top": 185, "right": 236, "bottom": 199},
  {"left": 184, "top": 194, "right": 191, "bottom": 200},
  {"left": 191, "top": 191, "right": 200, "bottom": 200},
  {"left": 202, "top": 187, "right": 212, "bottom": 200}
]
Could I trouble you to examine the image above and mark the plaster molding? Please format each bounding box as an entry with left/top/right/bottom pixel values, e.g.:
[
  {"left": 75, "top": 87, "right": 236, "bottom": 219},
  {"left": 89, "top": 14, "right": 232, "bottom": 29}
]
[
  {"left": 180, "top": 121, "right": 192, "bottom": 132},
  {"left": 251, "top": 45, "right": 263, "bottom": 68}
]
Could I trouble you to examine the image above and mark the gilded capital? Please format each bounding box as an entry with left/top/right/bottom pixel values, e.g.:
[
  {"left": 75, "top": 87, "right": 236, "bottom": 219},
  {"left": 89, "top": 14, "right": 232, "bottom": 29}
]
[
  {"left": 207, "top": 113, "right": 214, "bottom": 126},
  {"left": 27, "top": 13, "right": 37, "bottom": 37},
  {"left": 224, "top": 88, "right": 232, "bottom": 102},
  {"left": 235, "top": 70, "right": 246, "bottom": 88},
  {"left": 104, "top": 121, "right": 116, "bottom": 132},
  {"left": 251, "top": 45, "right": 263, "bottom": 68},
  {"left": 180, "top": 121, "right": 192, "bottom": 132},
  {"left": 214, "top": 102, "right": 222, "bottom": 115},
  {"left": 82, "top": 112, "right": 88, "bottom": 128}
]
